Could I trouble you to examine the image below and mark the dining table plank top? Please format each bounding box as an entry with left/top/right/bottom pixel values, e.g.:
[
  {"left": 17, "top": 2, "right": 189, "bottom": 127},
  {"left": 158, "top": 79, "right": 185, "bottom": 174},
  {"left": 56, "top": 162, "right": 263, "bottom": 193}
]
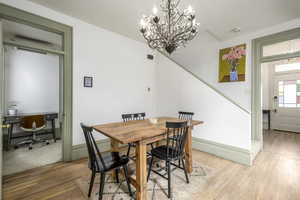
[{"left": 93, "top": 117, "right": 203, "bottom": 144}]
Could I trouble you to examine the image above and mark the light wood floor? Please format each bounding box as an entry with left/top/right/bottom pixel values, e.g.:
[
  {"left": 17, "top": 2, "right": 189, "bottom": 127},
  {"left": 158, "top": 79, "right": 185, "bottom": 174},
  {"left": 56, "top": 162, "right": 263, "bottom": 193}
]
[{"left": 3, "top": 130, "right": 300, "bottom": 200}]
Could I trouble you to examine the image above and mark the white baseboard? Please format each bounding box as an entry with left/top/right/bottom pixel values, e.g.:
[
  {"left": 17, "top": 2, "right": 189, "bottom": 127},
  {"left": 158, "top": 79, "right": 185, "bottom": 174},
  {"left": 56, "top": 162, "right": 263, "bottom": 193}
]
[
  {"left": 192, "top": 137, "right": 251, "bottom": 166},
  {"left": 71, "top": 139, "right": 111, "bottom": 160},
  {"left": 72, "top": 137, "right": 252, "bottom": 166},
  {"left": 251, "top": 140, "right": 262, "bottom": 163}
]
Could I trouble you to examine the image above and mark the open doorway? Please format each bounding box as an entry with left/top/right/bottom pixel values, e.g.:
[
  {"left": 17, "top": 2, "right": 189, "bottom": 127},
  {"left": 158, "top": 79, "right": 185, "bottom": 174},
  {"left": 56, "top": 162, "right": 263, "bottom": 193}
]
[
  {"left": 252, "top": 30, "right": 300, "bottom": 162},
  {"left": 2, "top": 19, "right": 63, "bottom": 175},
  {"left": 262, "top": 58, "right": 300, "bottom": 132},
  {"left": 0, "top": 4, "right": 72, "bottom": 194},
  {"left": 262, "top": 57, "right": 300, "bottom": 159}
]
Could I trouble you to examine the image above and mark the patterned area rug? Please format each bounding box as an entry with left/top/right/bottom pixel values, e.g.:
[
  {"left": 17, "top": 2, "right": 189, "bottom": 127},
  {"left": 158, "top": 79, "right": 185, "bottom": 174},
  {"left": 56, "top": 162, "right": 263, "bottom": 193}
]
[{"left": 76, "top": 160, "right": 214, "bottom": 200}]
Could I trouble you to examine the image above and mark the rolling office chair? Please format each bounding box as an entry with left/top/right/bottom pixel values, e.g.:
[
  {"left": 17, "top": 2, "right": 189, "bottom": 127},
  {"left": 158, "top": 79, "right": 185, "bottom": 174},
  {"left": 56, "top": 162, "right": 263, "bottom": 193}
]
[{"left": 18, "top": 115, "right": 48, "bottom": 150}]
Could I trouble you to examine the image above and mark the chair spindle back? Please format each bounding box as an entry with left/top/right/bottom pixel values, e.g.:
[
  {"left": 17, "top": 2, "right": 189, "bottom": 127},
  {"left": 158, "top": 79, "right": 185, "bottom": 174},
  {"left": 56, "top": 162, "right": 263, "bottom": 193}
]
[
  {"left": 81, "top": 123, "right": 107, "bottom": 171},
  {"left": 122, "top": 112, "right": 145, "bottom": 122},
  {"left": 178, "top": 111, "right": 194, "bottom": 121},
  {"left": 166, "top": 121, "right": 189, "bottom": 159}
]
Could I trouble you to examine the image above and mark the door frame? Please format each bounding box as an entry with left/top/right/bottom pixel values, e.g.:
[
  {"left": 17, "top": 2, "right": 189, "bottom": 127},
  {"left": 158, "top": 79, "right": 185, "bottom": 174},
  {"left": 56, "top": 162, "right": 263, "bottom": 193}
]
[
  {"left": 0, "top": 3, "right": 73, "bottom": 162},
  {"left": 252, "top": 27, "right": 300, "bottom": 150}
]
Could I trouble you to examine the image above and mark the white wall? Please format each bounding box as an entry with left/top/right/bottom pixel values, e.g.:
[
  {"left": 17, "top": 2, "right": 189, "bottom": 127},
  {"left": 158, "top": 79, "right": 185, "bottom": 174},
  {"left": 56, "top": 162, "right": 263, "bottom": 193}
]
[
  {"left": 0, "top": 0, "right": 156, "bottom": 145},
  {"left": 155, "top": 54, "right": 251, "bottom": 150},
  {"left": 172, "top": 18, "right": 300, "bottom": 113},
  {"left": 172, "top": 30, "right": 251, "bottom": 112},
  {"left": 4, "top": 0, "right": 300, "bottom": 151},
  {"left": 5, "top": 48, "right": 59, "bottom": 114}
]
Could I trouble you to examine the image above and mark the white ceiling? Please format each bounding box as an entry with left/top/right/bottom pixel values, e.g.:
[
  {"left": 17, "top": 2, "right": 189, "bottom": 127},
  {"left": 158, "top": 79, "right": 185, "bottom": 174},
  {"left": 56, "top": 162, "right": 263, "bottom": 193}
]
[{"left": 29, "top": 0, "right": 300, "bottom": 42}]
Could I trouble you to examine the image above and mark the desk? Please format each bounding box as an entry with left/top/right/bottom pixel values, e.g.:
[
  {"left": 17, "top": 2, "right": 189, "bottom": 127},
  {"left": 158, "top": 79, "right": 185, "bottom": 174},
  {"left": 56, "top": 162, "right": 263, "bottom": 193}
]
[
  {"left": 3, "top": 112, "right": 58, "bottom": 150},
  {"left": 93, "top": 117, "right": 203, "bottom": 200},
  {"left": 263, "top": 109, "right": 271, "bottom": 130}
]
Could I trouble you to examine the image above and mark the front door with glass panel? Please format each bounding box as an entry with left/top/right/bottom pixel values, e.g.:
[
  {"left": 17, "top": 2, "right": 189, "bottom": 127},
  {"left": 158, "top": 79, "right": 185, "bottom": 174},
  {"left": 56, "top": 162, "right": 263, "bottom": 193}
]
[{"left": 272, "top": 72, "right": 300, "bottom": 132}]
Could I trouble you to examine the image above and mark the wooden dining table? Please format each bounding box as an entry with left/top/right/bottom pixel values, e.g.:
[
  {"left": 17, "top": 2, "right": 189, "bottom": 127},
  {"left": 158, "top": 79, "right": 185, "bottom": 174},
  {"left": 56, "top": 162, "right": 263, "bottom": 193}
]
[{"left": 93, "top": 116, "right": 203, "bottom": 200}]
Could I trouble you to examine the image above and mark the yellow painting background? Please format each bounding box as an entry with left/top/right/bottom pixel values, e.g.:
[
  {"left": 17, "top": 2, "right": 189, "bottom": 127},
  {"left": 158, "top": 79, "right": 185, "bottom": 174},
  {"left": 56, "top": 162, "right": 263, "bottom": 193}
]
[{"left": 218, "top": 44, "right": 246, "bottom": 82}]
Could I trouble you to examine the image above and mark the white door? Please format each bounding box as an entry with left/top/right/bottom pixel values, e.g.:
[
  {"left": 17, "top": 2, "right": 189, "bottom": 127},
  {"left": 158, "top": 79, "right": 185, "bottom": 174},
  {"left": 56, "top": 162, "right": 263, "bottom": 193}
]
[{"left": 272, "top": 72, "right": 300, "bottom": 132}]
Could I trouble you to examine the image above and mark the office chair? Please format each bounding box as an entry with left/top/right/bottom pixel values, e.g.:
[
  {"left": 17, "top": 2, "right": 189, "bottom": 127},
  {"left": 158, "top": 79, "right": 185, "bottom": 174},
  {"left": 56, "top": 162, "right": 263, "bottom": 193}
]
[{"left": 18, "top": 115, "right": 48, "bottom": 150}]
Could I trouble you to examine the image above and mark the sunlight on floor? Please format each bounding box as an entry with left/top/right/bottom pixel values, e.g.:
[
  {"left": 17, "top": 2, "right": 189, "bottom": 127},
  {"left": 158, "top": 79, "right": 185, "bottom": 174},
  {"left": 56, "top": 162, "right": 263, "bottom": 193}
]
[{"left": 3, "top": 140, "right": 62, "bottom": 175}]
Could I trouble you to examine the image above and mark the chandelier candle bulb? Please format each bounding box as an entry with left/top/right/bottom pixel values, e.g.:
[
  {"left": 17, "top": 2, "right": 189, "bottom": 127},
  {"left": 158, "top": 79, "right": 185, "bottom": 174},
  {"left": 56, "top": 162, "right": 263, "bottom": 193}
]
[
  {"left": 187, "top": 5, "right": 193, "bottom": 14},
  {"left": 139, "top": 0, "right": 199, "bottom": 54},
  {"left": 140, "top": 18, "right": 146, "bottom": 28},
  {"left": 152, "top": 6, "right": 158, "bottom": 15}
]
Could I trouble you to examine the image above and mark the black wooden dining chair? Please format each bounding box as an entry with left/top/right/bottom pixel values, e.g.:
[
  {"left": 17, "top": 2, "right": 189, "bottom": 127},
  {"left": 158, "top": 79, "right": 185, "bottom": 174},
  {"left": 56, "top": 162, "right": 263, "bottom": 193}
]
[
  {"left": 177, "top": 111, "right": 194, "bottom": 167},
  {"left": 122, "top": 113, "right": 154, "bottom": 159},
  {"left": 178, "top": 111, "right": 194, "bottom": 121},
  {"left": 147, "top": 121, "right": 189, "bottom": 199},
  {"left": 80, "top": 123, "right": 133, "bottom": 200}
]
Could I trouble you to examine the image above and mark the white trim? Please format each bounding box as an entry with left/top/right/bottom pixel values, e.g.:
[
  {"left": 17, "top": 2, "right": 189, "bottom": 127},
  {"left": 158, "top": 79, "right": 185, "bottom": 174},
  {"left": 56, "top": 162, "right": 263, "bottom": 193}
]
[
  {"left": 192, "top": 137, "right": 252, "bottom": 166},
  {"left": 71, "top": 139, "right": 110, "bottom": 160}
]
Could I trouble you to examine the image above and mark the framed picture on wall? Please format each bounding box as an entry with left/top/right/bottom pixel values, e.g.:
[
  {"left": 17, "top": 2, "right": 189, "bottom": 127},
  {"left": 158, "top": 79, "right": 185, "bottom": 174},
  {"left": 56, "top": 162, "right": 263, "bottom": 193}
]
[
  {"left": 84, "top": 76, "right": 93, "bottom": 88},
  {"left": 219, "top": 44, "right": 246, "bottom": 82}
]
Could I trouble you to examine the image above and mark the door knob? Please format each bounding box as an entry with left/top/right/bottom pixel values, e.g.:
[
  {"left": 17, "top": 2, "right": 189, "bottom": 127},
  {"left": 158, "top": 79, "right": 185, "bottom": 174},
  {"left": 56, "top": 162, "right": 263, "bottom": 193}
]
[{"left": 1, "top": 124, "right": 10, "bottom": 129}]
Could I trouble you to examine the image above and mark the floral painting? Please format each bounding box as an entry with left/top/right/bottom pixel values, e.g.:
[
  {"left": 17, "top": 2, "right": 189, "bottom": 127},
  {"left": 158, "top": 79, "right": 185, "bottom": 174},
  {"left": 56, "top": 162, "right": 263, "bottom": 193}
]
[{"left": 219, "top": 44, "right": 246, "bottom": 82}]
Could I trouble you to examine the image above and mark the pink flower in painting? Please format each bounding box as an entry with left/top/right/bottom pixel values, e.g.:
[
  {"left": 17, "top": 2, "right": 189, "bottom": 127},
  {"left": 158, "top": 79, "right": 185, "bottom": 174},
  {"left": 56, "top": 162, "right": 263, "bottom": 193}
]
[
  {"left": 222, "top": 45, "right": 246, "bottom": 71},
  {"left": 222, "top": 54, "right": 228, "bottom": 60},
  {"left": 222, "top": 45, "right": 245, "bottom": 61}
]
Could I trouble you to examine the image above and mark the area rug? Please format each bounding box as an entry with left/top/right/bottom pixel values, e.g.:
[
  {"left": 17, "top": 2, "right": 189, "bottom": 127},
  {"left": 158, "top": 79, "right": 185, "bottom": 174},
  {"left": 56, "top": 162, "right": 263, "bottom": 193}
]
[{"left": 76, "top": 160, "right": 215, "bottom": 200}]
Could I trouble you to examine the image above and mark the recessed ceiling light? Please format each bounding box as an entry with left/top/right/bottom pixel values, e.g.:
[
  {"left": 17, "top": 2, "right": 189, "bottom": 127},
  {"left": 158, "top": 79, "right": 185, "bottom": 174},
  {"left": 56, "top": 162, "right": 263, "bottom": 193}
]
[{"left": 230, "top": 27, "right": 241, "bottom": 33}]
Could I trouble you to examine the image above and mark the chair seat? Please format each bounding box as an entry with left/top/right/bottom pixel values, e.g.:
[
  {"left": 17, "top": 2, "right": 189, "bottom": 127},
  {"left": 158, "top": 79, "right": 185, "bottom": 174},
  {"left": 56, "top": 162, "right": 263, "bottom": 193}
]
[
  {"left": 151, "top": 145, "right": 181, "bottom": 161},
  {"left": 89, "top": 152, "right": 129, "bottom": 172}
]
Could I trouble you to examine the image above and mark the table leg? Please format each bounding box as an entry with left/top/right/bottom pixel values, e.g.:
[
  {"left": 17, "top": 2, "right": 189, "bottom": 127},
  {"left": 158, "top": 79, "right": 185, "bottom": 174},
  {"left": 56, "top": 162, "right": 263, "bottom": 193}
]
[
  {"left": 7, "top": 123, "right": 13, "bottom": 151},
  {"left": 268, "top": 111, "right": 271, "bottom": 130},
  {"left": 111, "top": 139, "right": 119, "bottom": 181},
  {"left": 51, "top": 119, "right": 56, "bottom": 142},
  {"left": 136, "top": 141, "right": 147, "bottom": 200},
  {"left": 184, "top": 127, "right": 193, "bottom": 173}
]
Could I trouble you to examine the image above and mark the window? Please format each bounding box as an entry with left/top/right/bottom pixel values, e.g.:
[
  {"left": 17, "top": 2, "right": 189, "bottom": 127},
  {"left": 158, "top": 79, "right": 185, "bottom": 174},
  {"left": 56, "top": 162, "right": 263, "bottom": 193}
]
[
  {"left": 275, "top": 63, "right": 300, "bottom": 72},
  {"left": 263, "top": 38, "right": 300, "bottom": 57},
  {"left": 278, "top": 80, "right": 300, "bottom": 108}
]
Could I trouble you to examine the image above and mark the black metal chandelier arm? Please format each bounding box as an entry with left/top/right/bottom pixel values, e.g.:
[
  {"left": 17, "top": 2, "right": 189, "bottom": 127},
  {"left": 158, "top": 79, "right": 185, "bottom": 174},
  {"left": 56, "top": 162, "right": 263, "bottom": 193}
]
[
  {"left": 154, "top": 23, "right": 168, "bottom": 42},
  {"left": 139, "top": 0, "right": 199, "bottom": 54},
  {"left": 172, "top": 26, "right": 194, "bottom": 42}
]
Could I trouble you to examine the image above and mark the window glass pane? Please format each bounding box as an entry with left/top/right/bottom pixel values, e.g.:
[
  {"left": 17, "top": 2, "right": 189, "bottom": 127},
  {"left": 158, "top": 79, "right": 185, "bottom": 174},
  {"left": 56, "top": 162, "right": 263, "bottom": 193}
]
[
  {"left": 279, "top": 85, "right": 284, "bottom": 92},
  {"left": 279, "top": 96, "right": 284, "bottom": 104},
  {"left": 284, "top": 84, "right": 296, "bottom": 104},
  {"left": 285, "top": 104, "right": 296, "bottom": 108},
  {"left": 263, "top": 41, "right": 290, "bottom": 57},
  {"left": 275, "top": 63, "right": 300, "bottom": 72},
  {"left": 285, "top": 80, "right": 297, "bottom": 85},
  {"left": 278, "top": 80, "right": 300, "bottom": 108},
  {"left": 263, "top": 38, "right": 300, "bottom": 57}
]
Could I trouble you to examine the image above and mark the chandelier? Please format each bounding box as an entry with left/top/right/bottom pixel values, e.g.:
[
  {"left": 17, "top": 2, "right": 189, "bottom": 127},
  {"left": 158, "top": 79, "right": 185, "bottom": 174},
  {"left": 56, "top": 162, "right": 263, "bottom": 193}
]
[{"left": 139, "top": 0, "right": 199, "bottom": 54}]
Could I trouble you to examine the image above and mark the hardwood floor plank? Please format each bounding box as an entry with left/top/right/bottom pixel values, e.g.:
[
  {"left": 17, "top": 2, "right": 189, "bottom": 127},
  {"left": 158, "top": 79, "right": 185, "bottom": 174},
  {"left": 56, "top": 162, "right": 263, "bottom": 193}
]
[{"left": 3, "top": 130, "right": 300, "bottom": 200}]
